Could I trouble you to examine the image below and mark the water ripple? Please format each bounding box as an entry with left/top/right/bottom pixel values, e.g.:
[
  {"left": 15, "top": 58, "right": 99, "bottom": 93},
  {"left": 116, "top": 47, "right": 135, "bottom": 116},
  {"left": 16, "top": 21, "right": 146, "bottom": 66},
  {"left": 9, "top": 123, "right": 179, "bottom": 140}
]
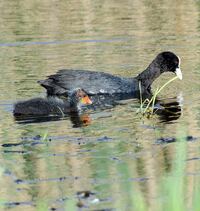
[{"left": 0, "top": 38, "right": 126, "bottom": 47}]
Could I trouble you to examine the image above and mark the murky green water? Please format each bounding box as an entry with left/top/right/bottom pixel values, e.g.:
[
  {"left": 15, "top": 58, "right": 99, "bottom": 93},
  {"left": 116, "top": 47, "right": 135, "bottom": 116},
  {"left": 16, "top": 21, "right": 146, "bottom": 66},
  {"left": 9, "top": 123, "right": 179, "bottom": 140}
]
[{"left": 1, "top": 0, "right": 200, "bottom": 210}]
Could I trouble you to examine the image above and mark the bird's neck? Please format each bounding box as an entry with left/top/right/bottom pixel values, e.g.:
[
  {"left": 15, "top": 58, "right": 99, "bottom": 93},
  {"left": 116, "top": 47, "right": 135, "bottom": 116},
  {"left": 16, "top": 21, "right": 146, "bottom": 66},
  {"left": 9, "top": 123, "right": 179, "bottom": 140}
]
[
  {"left": 69, "top": 98, "right": 80, "bottom": 112},
  {"left": 136, "top": 61, "right": 161, "bottom": 90}
]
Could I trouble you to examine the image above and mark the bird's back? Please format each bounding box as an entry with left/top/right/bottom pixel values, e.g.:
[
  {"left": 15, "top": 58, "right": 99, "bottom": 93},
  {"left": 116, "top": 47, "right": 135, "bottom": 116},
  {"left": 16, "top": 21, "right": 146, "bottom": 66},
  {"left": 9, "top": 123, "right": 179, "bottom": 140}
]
[{"left": 39, "top": 69, "right": 138, "bottom": 96}]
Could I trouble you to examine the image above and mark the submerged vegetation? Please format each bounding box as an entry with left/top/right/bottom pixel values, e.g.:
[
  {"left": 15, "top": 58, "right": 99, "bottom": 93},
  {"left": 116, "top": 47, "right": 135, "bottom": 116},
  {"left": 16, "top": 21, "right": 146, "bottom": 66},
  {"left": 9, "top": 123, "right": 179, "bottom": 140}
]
[
  {"left": 32, "top": 133, "right": 200, "bottom": 211},
  {"left": 118, "top": 134, "right": 200, "bottom": 211}
]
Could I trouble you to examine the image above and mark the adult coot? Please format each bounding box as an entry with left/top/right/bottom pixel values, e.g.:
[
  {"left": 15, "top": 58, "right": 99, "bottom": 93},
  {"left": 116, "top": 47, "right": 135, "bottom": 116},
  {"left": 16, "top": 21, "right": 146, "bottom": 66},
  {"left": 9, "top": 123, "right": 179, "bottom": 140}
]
[
  {"left": 38, "top": 52, "right": 182, "bottom": 97},
  {"left": 13, "top": 88, "right": 92, "bottom": 117}
]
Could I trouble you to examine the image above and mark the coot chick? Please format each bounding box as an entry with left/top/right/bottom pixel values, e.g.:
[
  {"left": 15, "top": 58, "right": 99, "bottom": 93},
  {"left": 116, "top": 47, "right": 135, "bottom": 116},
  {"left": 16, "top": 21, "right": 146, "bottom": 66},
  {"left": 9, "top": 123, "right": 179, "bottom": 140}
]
[
  {"left": 13, "top": 88, "right": 92, "bottom": 118},
  {"left": 38, "top": 51, "right": 182, "bottom": 97}
]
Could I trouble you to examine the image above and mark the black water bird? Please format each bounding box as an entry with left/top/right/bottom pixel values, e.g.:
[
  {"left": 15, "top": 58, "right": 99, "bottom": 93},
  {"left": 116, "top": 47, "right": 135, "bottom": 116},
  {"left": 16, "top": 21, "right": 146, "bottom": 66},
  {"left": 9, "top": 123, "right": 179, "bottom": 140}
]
[
  {"left": 38, "top": 51, "right": 182, "bottom": 98},
  {"left": 13, "top": 88, "right": 92, "bottom": 118}
]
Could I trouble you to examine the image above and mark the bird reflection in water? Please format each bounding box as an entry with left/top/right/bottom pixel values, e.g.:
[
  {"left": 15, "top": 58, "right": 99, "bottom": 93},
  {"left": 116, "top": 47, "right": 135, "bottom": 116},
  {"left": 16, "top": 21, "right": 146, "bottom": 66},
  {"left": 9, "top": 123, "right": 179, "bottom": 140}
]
[
  {"left": 155, "top": 99, "right": 182, "bottom": 123},
  {"left": 14, "top": 93, "right": 182, "bottom": 126}
]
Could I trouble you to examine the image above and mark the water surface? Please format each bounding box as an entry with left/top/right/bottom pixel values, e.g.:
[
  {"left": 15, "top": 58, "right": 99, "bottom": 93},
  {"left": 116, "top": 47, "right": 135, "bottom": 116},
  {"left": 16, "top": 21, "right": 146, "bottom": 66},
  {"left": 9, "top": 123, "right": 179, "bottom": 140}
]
[{"left": 1, "top": 0, "right": 200, "bottom": 210}]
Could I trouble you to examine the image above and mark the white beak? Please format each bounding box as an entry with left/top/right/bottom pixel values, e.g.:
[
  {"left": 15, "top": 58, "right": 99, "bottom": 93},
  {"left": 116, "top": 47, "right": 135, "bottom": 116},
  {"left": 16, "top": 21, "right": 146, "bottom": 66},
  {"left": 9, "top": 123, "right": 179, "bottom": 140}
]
[{"left": 175, "top": 68, "right": 182, "bottom": 80}]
